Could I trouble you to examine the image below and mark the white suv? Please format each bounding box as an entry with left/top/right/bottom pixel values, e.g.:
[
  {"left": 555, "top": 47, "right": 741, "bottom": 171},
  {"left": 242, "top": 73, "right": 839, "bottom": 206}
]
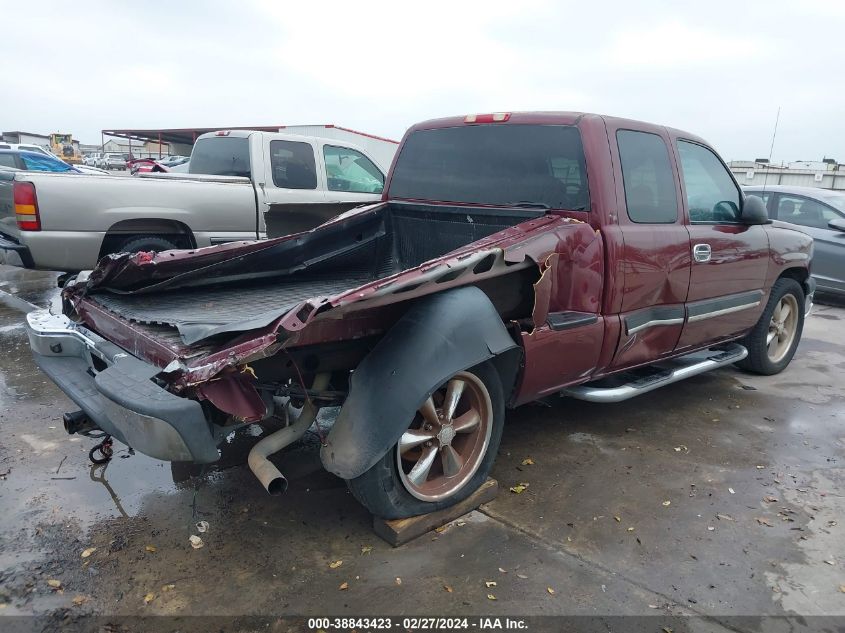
[{"left": 102, "top": 153, "right": 126, "bottom": 170}]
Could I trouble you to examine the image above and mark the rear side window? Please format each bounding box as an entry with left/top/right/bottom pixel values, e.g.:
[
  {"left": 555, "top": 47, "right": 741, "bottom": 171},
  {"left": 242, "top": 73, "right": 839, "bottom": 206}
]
[
  {"left": 616, "top": 130, "right": 678, "bottom": 223},
  {"left": 0, "top": 154, "right": 17, "bottom": 168},
  {"left": 270, "top": 140, "right": 317, "bottom": 190},
  {"left": 323, "top": 145, "right": 384, "bottom": 193},
  {"left": 189, "top": 137, "right": 251, "bottom": 177},
  {"left": 677, "top": 141, "right": 741, "bottom": 223}
]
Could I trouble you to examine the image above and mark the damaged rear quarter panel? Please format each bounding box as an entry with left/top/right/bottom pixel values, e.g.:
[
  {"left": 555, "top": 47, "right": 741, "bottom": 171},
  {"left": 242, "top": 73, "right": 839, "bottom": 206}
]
[{"left": 69, "top": 213, "right": 603, "bottom": 412}]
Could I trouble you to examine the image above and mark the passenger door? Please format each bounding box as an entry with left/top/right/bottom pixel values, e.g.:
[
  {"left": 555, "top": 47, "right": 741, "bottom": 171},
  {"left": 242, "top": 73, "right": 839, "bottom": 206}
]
[
  {"left": 608, "top": 125, "right": 691, "bottom": 369},
  {"left": 315, "top": 144, "right": 386, "bottom": 229},
  {"left": 319, "top": 143, "right": 385, "bottom": 205},
  {"left": 772, "top": 193, "right": 845, "bottom": 294},
  {"left": 260, "top": 138, "right": 330, "bottom": 238},
  {"left": 675, "top": 139, "right": 769, "bottom": 350}
]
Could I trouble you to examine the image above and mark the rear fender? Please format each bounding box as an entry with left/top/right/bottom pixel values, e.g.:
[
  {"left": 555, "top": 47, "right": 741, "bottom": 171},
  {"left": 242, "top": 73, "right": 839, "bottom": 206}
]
[{"left": 320, "top": 286, "right": 520, "bottom": 479}]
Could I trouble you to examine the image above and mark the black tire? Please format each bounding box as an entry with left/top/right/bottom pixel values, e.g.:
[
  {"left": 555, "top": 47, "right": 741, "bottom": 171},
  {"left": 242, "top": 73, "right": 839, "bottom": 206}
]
[
  {"left": 347, "top": 361, "right": 505, "bottom": 519},
  {"left": 118, "top": 235, "right": 179, "bottom": 254},
  {"left": 735, "top": 278, "right": 804, "bottom": 375}
]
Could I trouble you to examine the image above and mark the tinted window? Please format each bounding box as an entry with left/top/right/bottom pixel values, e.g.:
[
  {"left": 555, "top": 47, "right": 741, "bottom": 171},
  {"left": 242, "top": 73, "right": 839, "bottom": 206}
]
[
  {"left": 323, "top": 145, "right": 383, "bottom": 193},
  {"left": 776, "top": 195, "right": 843, "bottom": 229},
  {"left": 389, "top": 124, "right": 589, "bottom": 210},
  {"left": 677, "top": 141, "right": 741, "bottom": 222},
  {"left": 189, "top": 137, "right": 251, "bottom": 177},
  {"left": 270, "top": 140, "right": 317, "bottom": 189},
  {"left": 0, "top": 154, "right": 17, "bottom": 168},
  {"left": 616, "top": 130, "right": 678, "bottom": 223}
]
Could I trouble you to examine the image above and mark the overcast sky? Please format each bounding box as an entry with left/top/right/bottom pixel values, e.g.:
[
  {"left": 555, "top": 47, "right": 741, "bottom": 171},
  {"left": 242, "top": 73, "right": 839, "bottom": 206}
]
[{"left": 2, "top": 0, "right": 842, "bottom": 163}]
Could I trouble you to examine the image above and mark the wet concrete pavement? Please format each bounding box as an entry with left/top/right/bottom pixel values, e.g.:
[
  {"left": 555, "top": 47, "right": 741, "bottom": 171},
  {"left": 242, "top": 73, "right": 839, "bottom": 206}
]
[{"left": 0, "top": 263, "right": 843, "bottom": 631}]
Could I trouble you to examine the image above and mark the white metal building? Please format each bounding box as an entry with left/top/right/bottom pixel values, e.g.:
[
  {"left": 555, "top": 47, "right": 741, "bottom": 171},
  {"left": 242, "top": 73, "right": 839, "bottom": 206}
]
[{"left": 729, "top": 159, "right": 845, "bottom": 191}]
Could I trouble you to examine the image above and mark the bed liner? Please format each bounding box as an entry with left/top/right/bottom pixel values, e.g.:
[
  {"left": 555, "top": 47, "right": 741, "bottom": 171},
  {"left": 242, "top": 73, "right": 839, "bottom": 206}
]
[{"left": 80, "top": 203, "right": 542, "bottom": 346}]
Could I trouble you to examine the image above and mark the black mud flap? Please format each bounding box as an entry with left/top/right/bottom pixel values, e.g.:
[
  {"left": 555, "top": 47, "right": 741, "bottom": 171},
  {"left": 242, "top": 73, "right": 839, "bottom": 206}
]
[{"left": 320, "top": 286, "right": 520, "bottom": 480}]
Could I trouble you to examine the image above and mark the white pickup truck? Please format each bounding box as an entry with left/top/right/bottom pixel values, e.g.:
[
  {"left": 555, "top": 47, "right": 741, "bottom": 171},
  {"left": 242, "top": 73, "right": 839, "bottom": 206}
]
[{"left": 0, "top": 130, "right": 396, "bottom": 271}]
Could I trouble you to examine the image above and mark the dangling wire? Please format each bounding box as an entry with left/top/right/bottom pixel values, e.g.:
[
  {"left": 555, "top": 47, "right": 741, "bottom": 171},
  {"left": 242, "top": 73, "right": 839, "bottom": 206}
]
[{"left": 88, "top": 435, "right": 113, "bottom": 464}]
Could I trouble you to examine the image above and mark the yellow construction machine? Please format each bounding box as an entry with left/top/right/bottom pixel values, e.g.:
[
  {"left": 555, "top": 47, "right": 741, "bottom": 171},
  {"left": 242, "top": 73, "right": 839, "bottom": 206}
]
[{"left": 49, "top": 133, "right": 82, "bottom": 164}]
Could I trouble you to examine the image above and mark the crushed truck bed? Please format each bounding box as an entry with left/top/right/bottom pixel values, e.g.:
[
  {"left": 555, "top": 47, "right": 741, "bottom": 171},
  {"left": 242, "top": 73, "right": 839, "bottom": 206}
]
[
  {"left": 92, "top": 273, "right": 374, "bottom": 344},
  {"left": 79, "top": 203, "right": 542, "bottom": 346}
]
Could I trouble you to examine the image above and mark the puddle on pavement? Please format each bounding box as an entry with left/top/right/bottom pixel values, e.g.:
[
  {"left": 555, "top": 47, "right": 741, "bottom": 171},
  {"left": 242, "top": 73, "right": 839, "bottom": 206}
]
[
  {"left": 0, "top": 264, "right": 60, "bottom": 308},
  {"left": 765, "top": 468, "right": 845, "bottom": 615},
  {"left": 0, "top": 306, "right": 59, "bottom": 406}
]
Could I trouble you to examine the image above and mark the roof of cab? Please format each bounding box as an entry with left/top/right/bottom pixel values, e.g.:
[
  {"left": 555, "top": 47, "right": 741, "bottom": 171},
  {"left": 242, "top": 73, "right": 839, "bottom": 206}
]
[{"left": 407, "top": 111, "right": 711, "bottom": 147}]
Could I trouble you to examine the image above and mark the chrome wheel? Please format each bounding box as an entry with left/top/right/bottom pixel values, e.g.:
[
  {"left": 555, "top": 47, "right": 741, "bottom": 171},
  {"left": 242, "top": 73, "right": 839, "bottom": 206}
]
[
  {"left": 396, "top": 371, "right": 493, "bottom": 502},
  {"left": 766, "top": 293, "right": 799, "bottom": 363}
]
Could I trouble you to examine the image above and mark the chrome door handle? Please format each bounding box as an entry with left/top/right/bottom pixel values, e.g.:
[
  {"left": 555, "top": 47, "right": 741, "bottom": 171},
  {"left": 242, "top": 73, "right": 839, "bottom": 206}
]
[{"left": 693, "top": 243, "right": 711, "bottom": 263}]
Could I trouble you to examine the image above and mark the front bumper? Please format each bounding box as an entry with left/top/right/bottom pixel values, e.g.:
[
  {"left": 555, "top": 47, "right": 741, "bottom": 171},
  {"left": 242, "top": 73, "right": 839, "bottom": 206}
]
[
  {"left": 25, "top": 310, "right": 220, "bottom": 463},
  {"left": 0, "top": 234, "right": 34, "bottom": 268}
]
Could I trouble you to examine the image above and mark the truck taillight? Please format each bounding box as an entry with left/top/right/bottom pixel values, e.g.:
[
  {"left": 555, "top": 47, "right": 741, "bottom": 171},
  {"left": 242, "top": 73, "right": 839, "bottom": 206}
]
[
  {"left": 464, "top": 113, "right": 511, "bottom": 123},
  {"left": 14, "top": 181, "right": 41, "bottom": 231}
]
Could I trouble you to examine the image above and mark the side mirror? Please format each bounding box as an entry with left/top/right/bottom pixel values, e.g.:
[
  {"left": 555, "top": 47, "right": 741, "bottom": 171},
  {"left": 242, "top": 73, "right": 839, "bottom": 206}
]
[
  {"left": 741, "top": 195, "right": 769, "bottom": 225},
  {"left": 829, "top": 217, "right": 845, "bottom": 232}
]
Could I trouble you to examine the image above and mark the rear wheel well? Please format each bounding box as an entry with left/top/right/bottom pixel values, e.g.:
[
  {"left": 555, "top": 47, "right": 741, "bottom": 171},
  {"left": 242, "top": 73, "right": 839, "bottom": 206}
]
[{"left": 99, "top": 219, "right": 196, "bottom": 259}]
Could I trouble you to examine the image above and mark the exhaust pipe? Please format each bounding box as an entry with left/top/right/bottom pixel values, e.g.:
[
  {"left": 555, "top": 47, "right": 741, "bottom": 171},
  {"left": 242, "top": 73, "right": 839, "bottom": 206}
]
[
  {"left": 248, "top": 373, "right": 330, "bottom": 495},
  {"left": 63, "top": 410, "right": 96, "bottom": 435}
]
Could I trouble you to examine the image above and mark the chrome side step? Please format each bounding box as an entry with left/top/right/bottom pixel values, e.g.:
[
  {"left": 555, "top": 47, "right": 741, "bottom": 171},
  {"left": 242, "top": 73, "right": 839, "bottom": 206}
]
[{"left": 560, "top": 343, "right": 748, "bottom": 403}]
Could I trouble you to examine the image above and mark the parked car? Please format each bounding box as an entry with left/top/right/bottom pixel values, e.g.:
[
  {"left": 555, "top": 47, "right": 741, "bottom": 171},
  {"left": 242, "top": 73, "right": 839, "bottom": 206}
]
[
  {"left": 158, "top": 155, "right": 189, "bottom": 167},
  {"left": 169, "top": 160, "right": 190, "bottom": 173},
  {"left": 127, "top": 157, "right": 168, "bottom": 175},
  {"left": 745, "top": 185, "right": 844, "bottom": 296},
  {"left": 0, "top": 130, "right": 396, "bottom": 271},
  {"left": 0, "top": 149, "right": 80, "bottom": 173},
  {"left": 83, "top": 153, "right": 102, "bottom": 167},
  {"left": 0, "top": 143, "right": 59, "bottom": 159},
  {"left": 102, "top": 153, "right": 127, "bottom": 170},
  {"left": 24, "top": 112, "right": 813, "bottom": 519}
]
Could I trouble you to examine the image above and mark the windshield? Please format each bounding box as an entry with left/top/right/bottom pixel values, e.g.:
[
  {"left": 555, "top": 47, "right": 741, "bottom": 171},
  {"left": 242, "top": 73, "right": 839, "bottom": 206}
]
[
  {"left": 189, "top": 136, "right": 250, "bottom": 177},
  {"left": 388, "top": 124, "right": 589, "bottom": 209},
  {"left": 822, "top": 193, "right": 845, "bottom": 214}
]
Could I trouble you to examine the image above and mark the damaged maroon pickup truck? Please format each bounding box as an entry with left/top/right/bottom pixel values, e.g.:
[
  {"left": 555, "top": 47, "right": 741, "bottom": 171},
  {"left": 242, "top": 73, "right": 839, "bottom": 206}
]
[{"left": 26, "top": 112, "right": 814, "bottom": 519}]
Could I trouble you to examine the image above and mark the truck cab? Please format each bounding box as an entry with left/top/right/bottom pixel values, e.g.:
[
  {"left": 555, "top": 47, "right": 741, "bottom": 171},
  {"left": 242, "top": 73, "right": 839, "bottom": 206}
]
[{"left": 187, "top": 130, "right": 391, "bottom": 236}]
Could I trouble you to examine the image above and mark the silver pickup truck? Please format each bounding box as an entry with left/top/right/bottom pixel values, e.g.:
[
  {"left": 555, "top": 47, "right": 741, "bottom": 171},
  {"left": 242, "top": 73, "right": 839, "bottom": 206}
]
[{"left": 0, "top": 130, "right": 395, "bottom": 271}]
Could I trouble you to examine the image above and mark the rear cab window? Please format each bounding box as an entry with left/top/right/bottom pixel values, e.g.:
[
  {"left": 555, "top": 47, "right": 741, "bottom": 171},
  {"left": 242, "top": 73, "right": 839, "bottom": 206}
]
[
  {"left": 270, "top": 140, "right": 317, "bottom": 189},
  {"left": 189, "top": 136, "right": 251, "bottom": 177},
  {"left": 616, "top": 130, "right": 678, "bottom": 223},
  {"left": 388, "top": 124, "right": 589, "bottom": 210}
]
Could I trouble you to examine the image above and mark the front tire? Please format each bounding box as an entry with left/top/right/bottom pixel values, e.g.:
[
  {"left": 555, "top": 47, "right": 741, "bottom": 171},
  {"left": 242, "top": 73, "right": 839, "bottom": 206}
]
[
  {"left": 347, "top": 361, "right": 504, "bottom": 519},
  {"left": 736, "top": 278, "right": 804, "bottom": 375}
]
